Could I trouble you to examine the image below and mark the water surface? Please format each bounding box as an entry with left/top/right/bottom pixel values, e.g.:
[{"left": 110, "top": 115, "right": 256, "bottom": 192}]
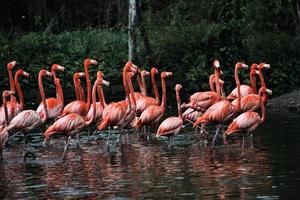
[{"left": 0, "top": 110, "right": 300, "bottom": 199}]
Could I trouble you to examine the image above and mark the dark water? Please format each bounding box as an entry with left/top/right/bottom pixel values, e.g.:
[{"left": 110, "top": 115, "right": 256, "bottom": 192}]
[{"left": 1, "top": 109, "right": 300, "bottom": 199}]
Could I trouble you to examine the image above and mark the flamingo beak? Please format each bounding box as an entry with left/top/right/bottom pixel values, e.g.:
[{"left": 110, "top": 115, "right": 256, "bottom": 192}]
[
  {"left": 166, "top": 72, "right": 173, "bottom": 76},
  {"left": 264, "top": 64, "right": 271, "bottom": 69},
  {"left": 23, "top": 71, "right": 30, "bottom": 77},
  {"left": 11, "top": 61, "right": 17, "bottom": 66},
  {"left": 78, "top": 72, "right": 85, "bottom": 77},
  {"left": 255, "top": 70, "right": 260, "bottom": 75},
  {"left": 102, "top": 79, "right": 110, "bottom": 86},
  {"left": 242, "top": 64, "right": 248, "bottom": 69},
  {"left": 8, "top": 91, "right": 15, "bottom": 96},
  {"left": 57, "top": 65, "right": 65, "bottom": 72},
  {"left": 90, "top": 59, "right": 98, "bottom": 65},
  {"left": 46, "top": 71, "right": 53, "bottom": 77},
  {"left": 220, "top": 70, "right": 224, "bottom": 75},
  {"left": 266, "top": 89, "right": 273, "bottom": 95}
]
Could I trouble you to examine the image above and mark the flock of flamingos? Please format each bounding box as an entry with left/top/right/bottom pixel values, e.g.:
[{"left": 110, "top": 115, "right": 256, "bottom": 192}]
[{"left": 0, "top": 59, "right": 272, "bottom": 161}]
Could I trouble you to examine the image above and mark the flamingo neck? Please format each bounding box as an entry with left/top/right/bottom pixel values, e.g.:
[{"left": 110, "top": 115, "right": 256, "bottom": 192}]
[
  {"left": 141, "top": 74, "right": 148, "bottom": 96},
  {"left": 127, "top": 74, "right": 136, "bottom": 110},
  {"left": 14, "top": 72, "right": 24, "bottom": 110},
  {"left": 99, "top": 84, "right": 107, "bottom": 107},
  {"left": 234, "top": 66, "right": 241, "bottom": 111},
  {"left": 259, "top": 91, "right": 266, "bottom": 123},
  {"left": 209, "top": 74, "right": 216, "bottom": 92},
  {"left": 97, "top": 84, "right": 105, "bottom": 108},
  {"left": 38, "top": 74, "right": 48, "bottom": 123},
  {"left": 151, "top": 72, "right": 160, "bottom": 103},
  {"left": 249, "top": 71, "right": 257, "bottom": 94},
  {"left": 84, "top": 64, "right": 92, "bottom": 109},
  {"left": 2, "top": 96, "right": 9, "bottom": 126},
  {"left": 176, "top": 90, "right": 182, "bottom": 118},
  {"left": 74, "top": 77, "right": 85, "bottom": 101},
  {"left": 8, "top": 68, "right": 16, "bottom": 102},
  {"left": 258, "top": 69, "right": 268, "bottom": 104},
  {"left": 137, "top": 73, "right": 145, "bottom": 95},
  {"left": 54, "top": 78, "right": 64, "bottom": 104},
  {"left": 123, "top": 69, "right": 131, "bottom": 110},
  {"left": 85, "top": 80, "right": 98, "bottom": 126},
  {"left": 160, "top": 77, "right": 167, "bottom": 110},
  {"left": 214, "top": 68, "right": 221, "bottom": 98}
]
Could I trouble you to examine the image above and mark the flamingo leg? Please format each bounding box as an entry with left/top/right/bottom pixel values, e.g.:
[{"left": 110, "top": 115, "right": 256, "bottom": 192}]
[
  {"left": 250, "top": 133, "right": 253, "bottom": 148},
  {"left": 22, "top": 133, "right": 27, "bottom": 162},
  {"left": 168, "top": 136, "right": 174, "bottom": 149},
  {"left": 106, "top": 127, "right": 111, "bottom": 150},
  {"left": 7, "top": 131, "right": 21, "bottom": 141},
  {"left": 61, "top": 136, "right": 71, "bottom": 161},
  {"left": 76, "top": 133, "right": 81, "bottom": 149},
  {"left": 242, "top": 134, "right": 245, "bottom": 149},
  {"left": 212, "top": 124, "right": 221, "bottom": 146}
]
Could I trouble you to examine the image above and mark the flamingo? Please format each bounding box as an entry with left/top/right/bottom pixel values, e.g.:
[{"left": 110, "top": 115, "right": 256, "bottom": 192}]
[
  {"left": 73, "top": 72, "right": 86, "bottom": 101},
  {"left": 227, "top": 63, "right": 260, "bottom": 99},
  {"left": 1, "top": 69, "right": 51, "bottom": 160},
  {"left": 224, "top": 87, "right": 272, "bottom": 148},
  {"left": 0, "top": 69, "right": 30, "bottom": 125},
  {"left": 156, "top": 84, "right": 183, "bottom": 148},
  {"left": 86, "top": 71, "right": 110, "bottom": 123},
  {"left": 193, "top": 62, "right": 248, "bottom": 145},
  {"left": 133, "top": 71, "right": 173, "bottom": 139},
  {"left": 36, "top": 64, "right": 65, "bottom": 120},
  {"left": 97, "top": 62, "right": 138, "bottom": 146},
  {"left": 43, "top": 71, "right": 108, "bottom": 160},
  {"left": 0, "top": 90, "right": 15, "bottom": 159},
  {"left": 59, "top": 58, "right": 97, "bottom": 117},
  {"left": 6, "top": 61, "right": 17, "bottom": 102},
  {"left": 231, "top": 63, "right": 270, "bottom": 112},
  {"left": 183, "top": 60, "right": 222, "bottom": 110}
]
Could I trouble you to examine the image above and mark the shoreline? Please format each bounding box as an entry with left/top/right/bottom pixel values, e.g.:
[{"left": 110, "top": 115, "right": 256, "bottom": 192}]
[{"left": 267, "top": 89, "right": 300, "bottom": 113}]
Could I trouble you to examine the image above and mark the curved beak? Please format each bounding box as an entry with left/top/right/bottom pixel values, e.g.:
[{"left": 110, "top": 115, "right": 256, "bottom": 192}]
[
  {"left": 78, "top": 72, "right": 85, "bottom": 77},
  {"left": 46, "top": 71, "right": 53, "bottom": 77},
  {"left": 242, "top": 63, "right": 248, "bottom": 69},
  {"left": 102, "top": 79, "right": 110, "bottom": 86},
  {"left": 166, "top": 72, "right": 173, "bottom": 76},
  {"left": 57, "top": 65, "right": 65, "bottom": 72},
  {"left": 90, "top": 59, "right": 98, "bottom": 65},
  {"left": 264, "top": 63, "right": 271, "bottom": 69},
  {"left": 266, "top": 89, "right": 273, "bottom": 95},
  {"left": 23, "top": 71, "right": 30, "bottom": 77}
]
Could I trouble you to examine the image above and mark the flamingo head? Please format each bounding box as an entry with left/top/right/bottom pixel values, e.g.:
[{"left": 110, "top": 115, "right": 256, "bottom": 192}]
[
  {"left": 213, "top": 60, "right": 220, "bottom": 69},
  {"left": 124, "top": 61, "right": 138, "bottom": 74},
  {"left": 39, "top": 69, "right": 53, "bottom": 78},
  {"left": 175, "top": 84, "right": 183, "bottom": 91},
  {"left": 151, "top": 67, "right": 159, "bottom": 75},
  {"left": 84, "top": 58, "right": 98, "bottom": 67},
  {"left": 20, "top": 70, "right": 30, "bottom": 78},
  {"left": 259, "top": 63, "right": 270, "bottom": 70},
  {"left": 96, "top": 71, "right": 109, "bottom": 86},
  {"left": 7, "top": 61, "right": 17, "bottom": 70},
  {"left": 2, "top": 90, "right": 15, "bottom": 99},
  {"left": 161, "top": 71, "right": 173, "bottom": 78},
  {"left": 236, "top": 62, "right": 248, "bottom": 70},
  {"left": 141, "top": 70, "right": 150, "bottom": 77},
  {"left": 51, "top": 64, "right": 65, "bottom": 73},
  {"left": 258, "top": 87, "right": 273, "bottom": 96}
]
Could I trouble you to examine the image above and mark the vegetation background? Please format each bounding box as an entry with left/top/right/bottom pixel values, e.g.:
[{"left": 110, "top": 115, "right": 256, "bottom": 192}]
[{"left": 0, "top": 0, "right": 300, "bottom": 100}]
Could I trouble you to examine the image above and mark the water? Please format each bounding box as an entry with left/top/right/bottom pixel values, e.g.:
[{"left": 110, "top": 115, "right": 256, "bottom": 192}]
[{"left": 0, "top": 109, "right": 300, "bottom": 199}]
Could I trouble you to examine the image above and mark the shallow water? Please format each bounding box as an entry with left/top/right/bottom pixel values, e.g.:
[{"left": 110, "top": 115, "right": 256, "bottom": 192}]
[{"left": 1, "top": 110, "right": 300, "bottom": 199}]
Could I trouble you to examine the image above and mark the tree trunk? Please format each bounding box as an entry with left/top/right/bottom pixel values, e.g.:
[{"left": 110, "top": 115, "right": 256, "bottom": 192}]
[{"left": 128, "top": 0, "right": 138, "bottom": 61}]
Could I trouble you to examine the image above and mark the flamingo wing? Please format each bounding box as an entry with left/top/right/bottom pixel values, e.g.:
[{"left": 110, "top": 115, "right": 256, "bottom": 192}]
[
  {"left": 7, "top": 110, "right": 41, "bottom": 131},
  {"left": 227, "top": 85, "right": 254, "bottom": 99},
  {"left": 156, "top": 117, "right": 183, "bottom": 137},
  {"left": 37, "top": 98, "right": 63, "bottom": 119},
  {"left": 225, "top": 111, "right": 261, "bottom": 136}
]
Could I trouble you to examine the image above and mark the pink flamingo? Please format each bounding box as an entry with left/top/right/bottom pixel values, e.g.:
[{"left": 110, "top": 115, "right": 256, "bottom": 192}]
[
  {"left": 0, "top": 69, "right": 30, "bottom": 125},
  {"left": 6, "top": 61, "right": 17, "bottom": 102},
  {"left": 59, "top": 58, "right": 97, "bottom": 117},
  {"left": 225, "top": 87, "right": 272, "bottom": 148},
  {"left": 193, "top": 62, "right": 248, "bottom": 145},
  {"left": 97, "top": 62, "right": 138, "bottom": 146},
  {"left": 156, "top": 84, "right": 183, "bottom": 147},
  {"left": 182, "top": 60, "right": 222, "bottom": 112},
  {"left": 227, "top": 63, "right": 261, "bottom": 99},
  {"left": 133, "top": 72, "right": 173, "bottom": 140},
  {"left": 1, "top": 69, "right": 51, "bottom": 160},
  {"left": 231, "top": 63, "right": 270, "bottom": 112},
  {"left": 73, "top": 72, "right": 86, "bottom": 101},
  {"left": 0, "top": 90, "right": 15, "bottom": 159},
  {"left": 44, "top": 71, "right": 108, "bottom": 160},
  {"left": 37, "top": 64, "right": 64, "bottom": 120},
  {"left": 86, "top": 71, "right": 110, "bottom": 123}
]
